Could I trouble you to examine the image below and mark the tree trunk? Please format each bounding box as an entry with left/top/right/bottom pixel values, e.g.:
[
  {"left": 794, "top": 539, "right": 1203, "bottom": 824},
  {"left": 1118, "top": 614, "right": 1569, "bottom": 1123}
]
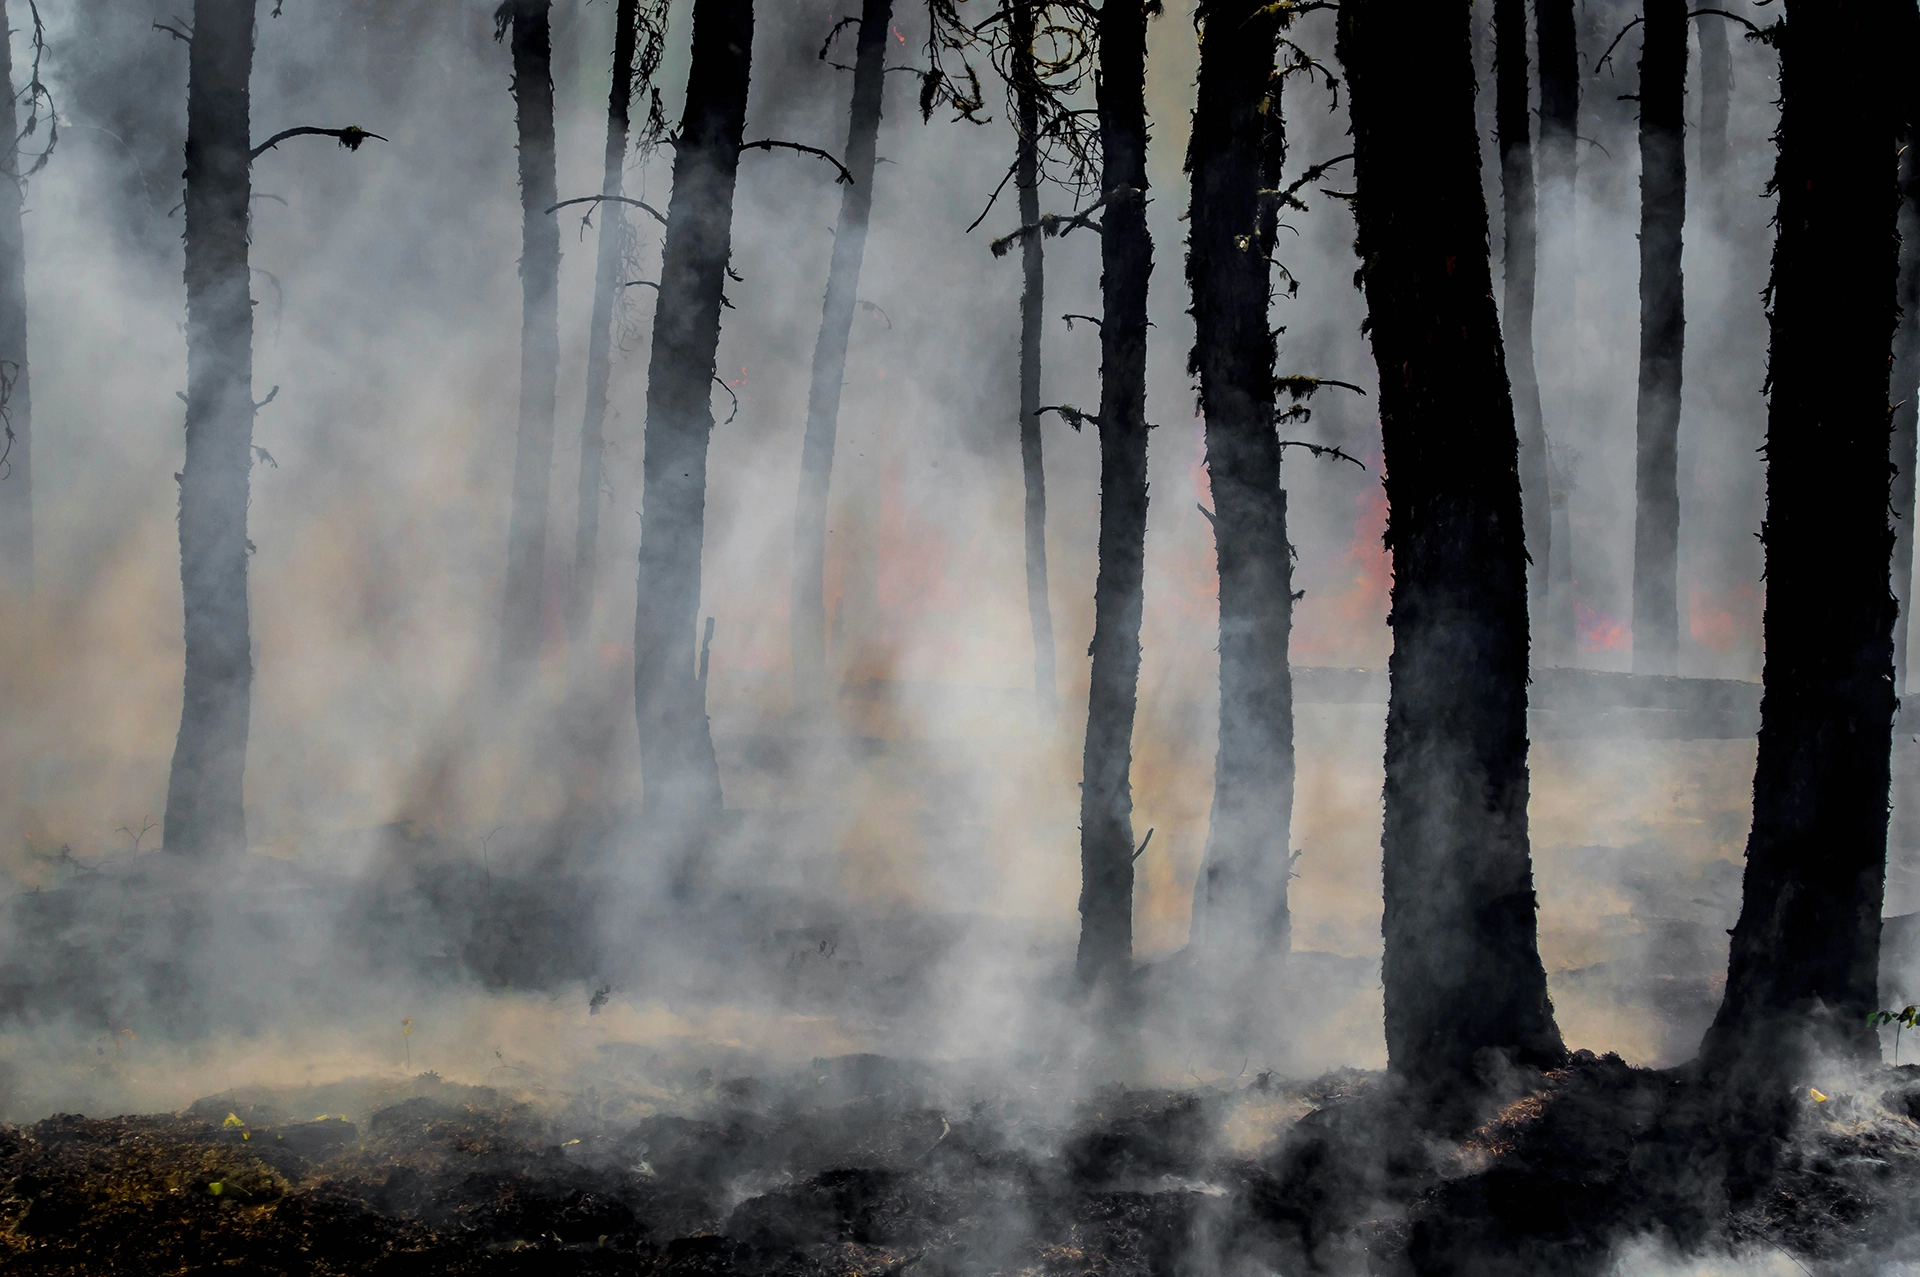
[
  {"left": 790, "top": 0, "right": 892, "bottom": 706},
  {"left": 1632, "top": 0, "right": 1687, "bottom": 675},
  {"left": 1535, "top": 0, "right": 1579, "bottom": 663},
  {"left": 567, "top": 0, "right": 641, "bottom": 658},
  {"left": 1073, "top": 0, "right": 1152, "bottom": 995},
  {"left": 1890, "top": 74, "right": 1919, "bottom": 698},
  {"left": 1700, "top": 0, "right": 1902, "bottom": 1077},
  {"left": 634, "top": 0, "right": 750, "bottom": 866},
  {"left": 1496, "top": 0, "right": 1550, "bottom": 650},
  {"left": 1696, "top": 9, "right": 1731, "bottom": 193},
  {"left": 0, "top": 0, "right": 33, "bottom": 595},
  {"left": 1014, "top": 0, "right": 1056, "bottom": 716},
  {"left": 1185, "top": 0, "right": 1291, "bottom": 966},
  {"left": 164, "top": 0, "right": 258, "bottom": 858},
  {"left": 1336, "top": 0, "right": 1564, "bottom": 1099},
  {"left": 498, "top": 0, "right": 562, "bottom": 684}
]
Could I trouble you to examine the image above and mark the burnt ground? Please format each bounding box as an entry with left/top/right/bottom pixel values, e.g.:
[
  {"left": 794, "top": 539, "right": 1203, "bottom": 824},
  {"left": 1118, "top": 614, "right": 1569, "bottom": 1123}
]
[{"left": 5, "top": 1053, "right": 1920, "bottom": 1275}]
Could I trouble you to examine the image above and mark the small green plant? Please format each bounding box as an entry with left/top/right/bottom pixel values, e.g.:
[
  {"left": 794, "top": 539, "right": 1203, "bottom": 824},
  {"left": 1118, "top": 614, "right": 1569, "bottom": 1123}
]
[{"left": 1868, "top": 1005, "right": 1919, "bottom": 1064}]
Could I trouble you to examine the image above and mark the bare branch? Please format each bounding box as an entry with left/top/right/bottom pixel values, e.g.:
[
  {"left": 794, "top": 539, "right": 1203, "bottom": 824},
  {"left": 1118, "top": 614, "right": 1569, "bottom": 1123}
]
[
  {"left": 548, "top": 193, "right": 669, "bottom": 226},
  {"left": 1131, "top": 828, "right": 1154, "bottom": 862},
  {"left": 250, "top": 126, "right": 387, "bottom": 161},
  {"left": 624, "top": 279, "right": 661, "bottom": 290},
  {"left": 1062, "top": 313, "right": 1101, "bottom": 330},
  {"left": 965, "top": 158, "right": 1020, "bottom": 233},
  {"left": 712, "top": 376, "right": 740, "bottom": 425},
  {"left": 1036, "top": 404, "right": 1098, "bottom": 431},
  {"left": 1277, "top": 439, "right": 1368, "bottom": 471},
  {"left": 1593, "top": 16, "right": 1645, "bottom": 74},
  {"left": 739, "top": 139, "right": 855, "bottom": 185},
  {"left": 153, "top": 20, "right": 192, "bottom": 43},
  {"left": 1275, "top": 375, "right": 1367, "bottom": 400},
  {"left": 989, "top": 188, "right": 1128, "bottom": 258}
]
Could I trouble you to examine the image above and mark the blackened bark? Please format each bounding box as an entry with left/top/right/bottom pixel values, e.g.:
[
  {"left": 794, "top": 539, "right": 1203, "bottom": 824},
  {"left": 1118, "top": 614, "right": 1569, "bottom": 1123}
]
[
  {"left": 1074, "top": 0, "right": 1152, "bottom": 994},
  {"left": 634, "top": 0, "right": 750, "bottom": 860},
  {"left": 791, "top": 0, "right": 893, "bottom": 703},
  {"left": 1014, "top": 0, "right": 1056, "bottom": 715},
  {"left": 498, "top": 0, "right": 562, "bottom": 682},
  {"left": 1700, "top": 0, "right": 1901, "bottom": 1075},
  {"left": 1535, "top": 0, "right": 1578, "bottom": 661},
  {"left": 165, "top": 0, "right": 257, "bottom": 858},
  {"left": 1336, "top": 0, "right": 1563, "bottom": 1096},
  {"left": 1891, "top": 51, "right": 1919, "bottom": 697},
  {"left": 1496, "top": 0, "right": 1550, "bottom": 637},
  {"left": 1697, "top": 9, "right": 1730, "bottom": 191},
  {"left": 567, "top": 0, "right": 642, "bottom": 656},
  {"left": 1632, "top": 0, "right": 1687, "bottom": 675},
  {"left": 1186, "top": 0, "right": 1291, "bottom": 964},
  {"left": 0, "top": 1, "right": 32, "bottom": 593}
]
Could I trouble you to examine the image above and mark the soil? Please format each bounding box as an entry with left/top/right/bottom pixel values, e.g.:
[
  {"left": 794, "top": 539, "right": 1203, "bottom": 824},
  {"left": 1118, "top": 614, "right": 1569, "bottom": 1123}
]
[{"left": 4, "top": 1053, "right": 1920, "bottom": 1275}]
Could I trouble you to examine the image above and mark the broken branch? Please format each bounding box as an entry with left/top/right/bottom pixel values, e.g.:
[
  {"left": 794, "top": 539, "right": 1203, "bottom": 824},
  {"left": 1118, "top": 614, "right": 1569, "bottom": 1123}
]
[
  {"left": 548, "top": 194, "right": 669, "bottom": 226},
  {"left": 739, "top": 139, "right": 855, "bottom": 185},
  {"left": 249, "top": 125, "right": 387, "bottom": 160},
  {"left": 1277, "top": 439, "right": 1368, "bottom": 471}
]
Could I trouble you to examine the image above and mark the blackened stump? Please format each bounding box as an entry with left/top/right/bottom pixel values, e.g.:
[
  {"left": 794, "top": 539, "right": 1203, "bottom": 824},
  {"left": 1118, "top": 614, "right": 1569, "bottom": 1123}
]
[{"left": 1336, "top": 0, "right": 1564, "bottom": 1096}]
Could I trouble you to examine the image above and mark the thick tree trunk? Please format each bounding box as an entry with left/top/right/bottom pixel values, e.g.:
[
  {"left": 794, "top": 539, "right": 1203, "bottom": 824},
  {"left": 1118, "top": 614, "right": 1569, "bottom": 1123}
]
[
  {"left": 1632, "top": 0, "right": 1687, "bottom": 675},
  {"left": 634, "top": 0, "right": 750, "bottom": 865},
  {"left": 1336, "top": 0, "right": 1564, "bottom": 1098},
  {"left": 0, "top": 1, "right": 32, "bottom": 594},
  {"left": 1014, "top": 0, "right": 1056, "bottom": 716},
  {"left": 164, "top": 0, "right": 258, "bottom": 858},
  {"left": 1186, "top": 0, "right": 1291, "bottom": 966},
  {"left": 567, "top": 0, "right": 641, "bottom": 657},
  {"left": 790, "top": 0, "right": 892, "bottom": 705},
  {"left": 498, "top": 0, "right": 562, "bottom": 683},
  {"left": 1073, "top": 0, "right": 1152, "bottom": 995},
  {"left": 1496, "top": 0, "right": 1550, "bottom": 643},
  {"left": 1891, "top": 87, "right": 1919, "bottom": 697},
  {"left": 1535, "top": 0, "right": 1579, "bottom": 662},
  {"left": 1700, "top": 0, "right": 1901, "bottom": 1077}
]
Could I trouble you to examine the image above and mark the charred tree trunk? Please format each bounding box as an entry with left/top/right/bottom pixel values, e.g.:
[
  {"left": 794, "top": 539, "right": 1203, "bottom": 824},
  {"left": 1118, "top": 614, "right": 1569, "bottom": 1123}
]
[
  {"left": 1891, "top": 76, "right": 1919, "bottom": 697},
  {"left": 1632, "top": 0, "right": 1687, "bottom": 675},
  {"left": 1700, "top": 0, "right": 1901, "bottom": 1077},
  {"left": 1535, "top": 0, "right": 1579, "bottom": 662},
  {"left": 791, "top": 0, "right": 892, "bottom": 705},
  {"left": 1073, "top": 0, "right": 1152, "bottom": 996},
  {"left": 1186, "top": 0, "right": 1291, "bottom": 965},
  {"left": 1336, "top": 0, "right": 1564, "bottom": 1099},
  {"left": 567, "top": 0, "right": 642, "bottom": 657},
  {"left": 1496, "top": 0, "right": 1550, "bottom": 644},
  {"left": 634, "top": 0, "right": 750, "bottom": 865},
  {"left": 164, "top": 0, "right": 258, "bottom": 858},
  {"left": 0, "top": 1, "right": 32, "bottom": 595},
  {"left": 1014, "top": 0, "right": 1056, "bottom": 716},
  {"left": 498, "top": 0, "right": 562, "bottom": 683}
]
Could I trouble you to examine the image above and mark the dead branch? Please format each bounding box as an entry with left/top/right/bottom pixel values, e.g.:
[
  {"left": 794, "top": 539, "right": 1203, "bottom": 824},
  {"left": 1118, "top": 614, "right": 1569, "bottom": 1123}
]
[
  {"left": 1594, "top": 16, "right": 1645, "bottom": 74},
  {"left": 1196, "top": 503, "right": 1217, "bottom": 525},
  {"left": 857, "top": 299, "right": 893, "bottom": 328},
  {"left": 1036, "top": 404, "right": 1097, "bottom": 431},
  {"left": 153, "top": 19, "right": 192, "bottom": 43},
  {"left": 1689, "top": 7, "right": 1762, "bottom": 33},
  {"left": 547, "top": 194, "right": 669, "bottom": 226},
  {"left": 1275, "top": 375, "right": 1367, "bottom": 400},
  {"left": 819, "top": 15, "right": 862, "bottom": 59},
  {"left": 1131, "top": 828, "right": 1155, "bottom": 862},
  {"left": 624, "top": 279, "right": 661, "bottom": 290},
  {"left": 1278, "top": 439, "right": 1367, "bottom": 471},
  {"left": 1062, "top": 313, "right": 1101, "bottom": 330},
  {"left": 250, "top": 126, "right": 387, "bottom": 161},
  {"left": 739, "top": 139, "right": 855, "bottom": 185},
  {"left": 965, "top": 157, "right": 1020, "bottom": 233},
  {"left": 253, "top": 385, "right": 280, "bottom": 411},
  {"left": 252, "top": 445, "right": 279, "bottom": 469},
  {"left": 712, "top": 376, "right": 739, "bottom": 425},
  {"left": 1264, "top": 152, "right": 1354, "bottom": 216},
  {"left": 989, "top": 188, "right": 1128, "bottom": 258}
]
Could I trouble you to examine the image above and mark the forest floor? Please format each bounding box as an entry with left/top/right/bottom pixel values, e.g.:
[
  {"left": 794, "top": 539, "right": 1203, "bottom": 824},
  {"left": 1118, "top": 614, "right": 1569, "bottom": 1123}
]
[{"left": 4, "top": 1051, "right": 1920, "bottom": 1275}]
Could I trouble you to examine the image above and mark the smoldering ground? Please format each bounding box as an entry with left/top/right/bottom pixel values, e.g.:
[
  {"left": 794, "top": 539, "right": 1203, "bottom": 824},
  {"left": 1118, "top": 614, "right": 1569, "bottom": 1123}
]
[{"left": 0, "top": 0, "right": 1918, "bottom": 1273}]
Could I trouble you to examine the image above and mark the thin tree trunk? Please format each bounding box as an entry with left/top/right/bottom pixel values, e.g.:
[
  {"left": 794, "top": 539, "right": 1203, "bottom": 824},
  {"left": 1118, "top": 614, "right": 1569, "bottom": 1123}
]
[
  {"left": 1696, "top": 9, "right": 1730, "bottom": 193},
  {"left": 1632, "top": 0, "right": 1687, "bottom": 675},
  {"left": 1336, "top": 0, "right": 1564, "bottom": 1101},
  {"left": 1700, "top": 0, "right": 1902, "bottom": 1078},
  {"left": 567, "top": 0, "right": 641, "bottom": 657},
  {"left": 498, "top": 0, "right": 562, "bottom": 683},
  {"left": 791, "top": 0, "right": 892, "bottom": 706},
  {"left": 0, "top": 1, "right": 32, "bottom": 595},
  {"left": 1014, "top": 0, "right": 1056, "bottom": 716},
  {"left": 164, "top": 0, "right": 258, "bottom": 858},
  {"left": 1535, "top": 0, "right": 1579, "bottom": 663},
  {"left": 634, "top": 0, "right": 750, "bottom": 867},
  {"left": 1073, "top": 0, "right": 1152, "bottom": 995},
  {"left": 1186, "top": 0, "right": 1291, "bottom": 966},
  {"left": 1890, "top": 81, "right": 1920, "bottom": 698},
  {"left": 1496, "top": 0, "right": 1550, "bottom": 647}
]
